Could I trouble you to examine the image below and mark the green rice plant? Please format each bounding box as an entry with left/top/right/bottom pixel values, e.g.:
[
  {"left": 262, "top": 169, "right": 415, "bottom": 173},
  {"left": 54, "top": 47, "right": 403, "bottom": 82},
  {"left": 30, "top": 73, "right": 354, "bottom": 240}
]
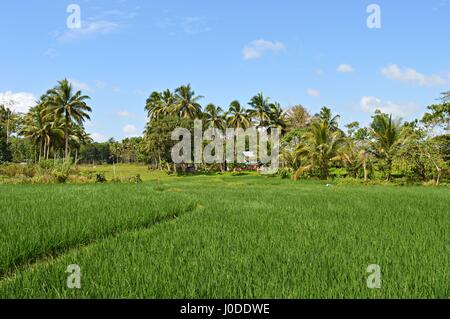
[
  {"left": 0, "top": 183, "right": 197, "bottom": 277},
  {"left": 0, "top": 170, "right": 448, "bottom": 298}
]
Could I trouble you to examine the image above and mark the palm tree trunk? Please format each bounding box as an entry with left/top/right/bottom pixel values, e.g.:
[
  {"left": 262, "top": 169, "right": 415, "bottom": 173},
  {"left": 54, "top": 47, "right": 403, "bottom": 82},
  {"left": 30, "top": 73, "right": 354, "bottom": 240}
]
[
  {"left": 46, "top": 138, "right": 51, "bottom": 160},
  {"left": 363, "top": 161, "right": 368, "bottom": 181},
  {"left": 6, "top": 114, "right": 9, "bottom": 144},
  {"left": 64, "top": 112, "right": 69, "bottom": 160},
  {"left": 39, "top": 141, "right": 43, "bottom": 162},
  {"left": 386, "top": 158, "right": 392, "bottom": 181}
]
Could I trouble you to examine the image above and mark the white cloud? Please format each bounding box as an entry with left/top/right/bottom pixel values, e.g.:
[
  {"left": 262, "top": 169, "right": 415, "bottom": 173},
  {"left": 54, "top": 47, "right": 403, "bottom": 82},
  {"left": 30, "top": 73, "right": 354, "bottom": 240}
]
[
  {"left": 117, "top": 111, "right": 136, "bottom": 118},
  {"left": 242, "top": 39, "right": 286, "bottom": 60},
  {"left": 360, "top": 96, "right": 419, "bottom": 118},
  {"left": 0, "top": 91, "right": 37, "bottom": 113},
  {"left": 381, "top": 64, "right": 449, "bottom": 86},
  {"left": 337, "top": 64, "right": 355, "bottom": 73},
  {"left": 68, "top": 78, "right": 92, "bottom": 92},
  {"left": 123, "top": 124, "right": 139, "bottom": 135},
  {"left": 91, "top": 132, "right": 108, "bottom": 143},
  {"left": 58, "top": 20, "right": 119, "bottom": 42},
  {"left": 306, "top": 88, "right": 321, "bottom": 97}
]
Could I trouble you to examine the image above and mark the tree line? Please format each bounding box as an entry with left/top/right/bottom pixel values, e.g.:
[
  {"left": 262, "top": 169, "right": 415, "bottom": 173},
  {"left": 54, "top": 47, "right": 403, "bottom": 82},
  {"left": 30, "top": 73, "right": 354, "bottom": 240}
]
[{"left": 1, "top": 81, "right": 449, "bottom": 184}]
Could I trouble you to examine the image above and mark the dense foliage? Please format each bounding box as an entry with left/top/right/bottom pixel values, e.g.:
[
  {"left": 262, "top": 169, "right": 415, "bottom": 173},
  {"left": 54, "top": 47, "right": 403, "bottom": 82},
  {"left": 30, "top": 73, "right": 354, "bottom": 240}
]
[{"left": 0, "top": 82, "right": 449, "bottom": 184}]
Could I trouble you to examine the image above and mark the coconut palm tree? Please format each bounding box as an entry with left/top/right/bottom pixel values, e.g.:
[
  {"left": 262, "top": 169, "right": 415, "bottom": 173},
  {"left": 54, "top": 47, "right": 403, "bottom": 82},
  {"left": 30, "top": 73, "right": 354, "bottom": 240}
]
[
  {"left": 316, "top": 107, "right": 340, "bottom": 132},
  {"left": 145, "top": 91, "right": 163, "bottom": 121},
  {"left": 0, "top": 104, "right": 20, "bottom": 144},
  {"left": 334, "top": 137, "right": 371, "bottom": 180},
  {"left": 204, "top": 104, "right": 225, "bottom": 130},
  {"left": 173, "top": 84, "right": 203, "bottom": 119},
  {"left": 248, "top": 93, "right": 271, "bottom": 127},
  {"left": 161, "top": 89, "right": 176, "bottom": 113},
  {"left": 268, "top": 102, "right": 287, "bottom": 134},
  {"left": 226, "top": 100, "right": 251, "bottom": 129},
  {"left": 21, "top": 100, "right": 64, "bottom": 161},
  {"left": 294, "top": 120, "right": 343, "bottom": 180},
  {"left": 69, "top": 124, "right": 92, "bottom": 165},
  {"left": 369, "top": 111, "right": 404, "bottom": 180},
  {"left": 46, "top": 79, "right": 92, "bottom": 159}
]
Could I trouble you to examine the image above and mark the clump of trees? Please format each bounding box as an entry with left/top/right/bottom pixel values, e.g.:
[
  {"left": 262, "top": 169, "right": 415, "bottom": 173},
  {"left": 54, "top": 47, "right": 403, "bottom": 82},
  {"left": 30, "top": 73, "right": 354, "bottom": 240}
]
[
  {"left": 141, "top": 85, "right": 448, "bottom": 185},
  {"left": 281, "top": 93, "right": 449, "bottom": 185},
  {"left": 1, "top": 79, "right": 92, "bottom": 164},
  {"left": 1, "top": 82, "right": 449, "bottom": 185}
]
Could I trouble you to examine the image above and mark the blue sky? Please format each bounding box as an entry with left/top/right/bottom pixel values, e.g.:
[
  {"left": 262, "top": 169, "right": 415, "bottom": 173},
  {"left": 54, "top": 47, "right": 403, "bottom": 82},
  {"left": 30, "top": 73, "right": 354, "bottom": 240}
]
[{"left": 0, "top": 0, "right": 449, "bottom": 141}]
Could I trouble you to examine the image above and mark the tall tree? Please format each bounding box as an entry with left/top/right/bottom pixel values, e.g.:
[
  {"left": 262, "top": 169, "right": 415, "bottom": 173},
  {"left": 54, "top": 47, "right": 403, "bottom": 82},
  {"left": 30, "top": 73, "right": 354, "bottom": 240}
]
[
  {"left": 46, "top": 79, "right": 92, "bottom": 159},
  {"left": 204, "top": 103, "right": 225, "bottom": 130},
  {"left": 0, "top": 107, "right": 12, "bottom": 163},
  {"left": 294, "top": 120, "right": 343, "bottom": 180},
  {"left": 226, "top": 100, "right": 251, "bottom": 129},
  {"left": 145, "top": 91, "right": 163, "bottom": 121},
  {"left": 316, "top": 107, "right": 340, "bottom": 132},
  {"left": 369, "top": 111, "right": 404, "bottom": 180},
  {"left": 173, "top": 84, "right": 203, "bottom": 119},
  {"left": 248, "top": 93, "right": 271, "bottom": 127},
  {"left": 268, "top": 102, "right": 287, "bottom": 134},
  {"left": 0, "top": 104, "right": 21, "bottom": 144},
  {"left": 422, "top": 101, "right": 450, "bottom": 133},
  {"left": 285, "top": 105, "right": 311, "bottom": 130}
]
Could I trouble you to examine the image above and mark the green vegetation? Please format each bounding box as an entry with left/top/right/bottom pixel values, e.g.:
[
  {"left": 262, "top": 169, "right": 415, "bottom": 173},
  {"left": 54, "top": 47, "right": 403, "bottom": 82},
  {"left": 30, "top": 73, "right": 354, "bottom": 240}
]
[
  {"left": 0, "top": 177, "right": 196, "bottom": 277},
  {"left": 0, "top": 81, "right": 449, "bottom": 299},
  {"left": 1, "top": 83, "right": 449, "bottom": 185},
  {"left": 0, "top": 169, "right": 448, "bottom": 298}
]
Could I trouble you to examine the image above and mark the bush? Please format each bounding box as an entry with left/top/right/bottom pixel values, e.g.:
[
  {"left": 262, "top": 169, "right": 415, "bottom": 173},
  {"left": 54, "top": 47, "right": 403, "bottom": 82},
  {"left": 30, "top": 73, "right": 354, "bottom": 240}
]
[
  {"left": 111, "top": 177, "right": 122, "bottom": 184},
  {"left": 67, "top": 175, "right": 92, "bottom": 184},
  {"left": 110, "top": 174, "right": 143, "bottom": 184},
  {"left": 31, "top": 174, "right": 57, "bottom": 184},
  {"left": 95, "top": 173, "right": 107, "bottom": 183},
  {"left": 0, "top": 164, "right": 36, "bottom": 178},
  {"left": 128, "top": 174, "right": 143, "bottom": 184},
  {"left": 48, "top": 159, "right": 73, "bottom": 184},
  {"left": 277, "top": 168, "right": 291, "bottom": 179},
  {"left": 38, "top": 160, "right": 56, "bottom": 171},
  {"left": 54, "top": 172, "right": 68, "bottom": 184},
  {"left": 335, "top": 178, "right": 387, "bottom": 186}
]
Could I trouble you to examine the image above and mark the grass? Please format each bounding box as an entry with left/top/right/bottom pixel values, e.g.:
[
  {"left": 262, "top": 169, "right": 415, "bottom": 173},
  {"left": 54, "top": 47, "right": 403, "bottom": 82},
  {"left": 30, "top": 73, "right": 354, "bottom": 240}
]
[
  {"left": 0, "top": 165, "right": 449, "bottom": 298},
  {"left": 79, "top": 164, "right": 169, "bottom": 181}
]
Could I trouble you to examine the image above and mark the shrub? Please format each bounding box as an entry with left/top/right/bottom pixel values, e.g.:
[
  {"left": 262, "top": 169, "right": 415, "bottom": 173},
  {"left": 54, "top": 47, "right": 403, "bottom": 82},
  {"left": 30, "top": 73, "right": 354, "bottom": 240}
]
[
  {"left": 67, "top": 175, "right": 92, "bottom": 184},
  {"left": 0, "top": 164, "right": 36, "bottom": 178},
  {"left": 111, "top": 177, "right": 122, "bottom": 184},
  {"left": 110, "top": 175, "right": 143, "bottom": 184},
  {"left": 95, "top": 173, "right": 107, "bottom": 183},
  {"left": 38, "top": 160, "right": 55, "bottom": 170},
  {"left": 277, "top": 168, "right": 291, "bottom": 179},
  {"left": 128, "top": 174, "right": 143, "bottom": 184},
  {"left": 31, "top": 174, "right": 57, "bottom": 184}
]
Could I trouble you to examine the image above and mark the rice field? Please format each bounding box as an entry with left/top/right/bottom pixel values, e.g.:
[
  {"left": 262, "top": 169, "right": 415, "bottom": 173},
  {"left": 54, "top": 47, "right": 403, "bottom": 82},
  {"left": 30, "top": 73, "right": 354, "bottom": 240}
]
[{"left": 0, "top": 166, "right": 449, "bottom": 298}]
